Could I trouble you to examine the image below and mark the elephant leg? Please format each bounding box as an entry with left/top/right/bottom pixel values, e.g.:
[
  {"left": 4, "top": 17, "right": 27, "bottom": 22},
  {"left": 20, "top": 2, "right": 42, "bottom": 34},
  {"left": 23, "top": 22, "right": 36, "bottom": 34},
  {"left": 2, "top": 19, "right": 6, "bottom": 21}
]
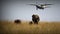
[{"left": 34, "top": 20, "right": 38, "bottom": 24}]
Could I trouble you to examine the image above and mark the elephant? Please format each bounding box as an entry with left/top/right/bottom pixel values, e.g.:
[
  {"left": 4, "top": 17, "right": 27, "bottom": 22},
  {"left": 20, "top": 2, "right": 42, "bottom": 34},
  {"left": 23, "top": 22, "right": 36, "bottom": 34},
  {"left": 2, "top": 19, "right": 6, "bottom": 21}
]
[{"left": 32, "top": 14, "right": 40, "bottom": 24}]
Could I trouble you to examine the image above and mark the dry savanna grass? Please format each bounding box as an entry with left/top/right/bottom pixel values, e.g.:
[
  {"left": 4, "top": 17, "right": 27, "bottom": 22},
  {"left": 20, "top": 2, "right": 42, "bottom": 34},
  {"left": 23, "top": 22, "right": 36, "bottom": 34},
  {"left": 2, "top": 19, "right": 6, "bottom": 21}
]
[{"left": 0, "top": 21, "right": 60, "bottom": 34}]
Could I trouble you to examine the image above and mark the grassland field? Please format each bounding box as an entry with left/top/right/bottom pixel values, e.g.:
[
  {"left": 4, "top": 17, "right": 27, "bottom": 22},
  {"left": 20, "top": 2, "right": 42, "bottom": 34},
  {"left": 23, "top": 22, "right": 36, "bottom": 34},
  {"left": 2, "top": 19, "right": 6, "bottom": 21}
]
[{"left": 0, "top": 20, "right": 60, "bottom": 34}]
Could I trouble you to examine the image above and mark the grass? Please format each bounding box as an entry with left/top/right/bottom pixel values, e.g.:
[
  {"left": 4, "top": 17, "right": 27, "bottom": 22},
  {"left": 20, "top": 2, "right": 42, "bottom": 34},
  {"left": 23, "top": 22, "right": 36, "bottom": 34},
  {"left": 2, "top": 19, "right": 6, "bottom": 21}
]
[{"left": 0, "top": 21, "right": 60, "bottom": 34}]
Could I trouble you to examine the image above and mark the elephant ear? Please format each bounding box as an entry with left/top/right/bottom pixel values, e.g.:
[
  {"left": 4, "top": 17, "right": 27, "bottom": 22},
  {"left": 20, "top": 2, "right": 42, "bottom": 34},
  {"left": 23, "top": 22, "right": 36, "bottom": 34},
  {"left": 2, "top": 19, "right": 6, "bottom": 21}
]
[{"left": 32, "top": 14, "right": 35, "bottom": 17}]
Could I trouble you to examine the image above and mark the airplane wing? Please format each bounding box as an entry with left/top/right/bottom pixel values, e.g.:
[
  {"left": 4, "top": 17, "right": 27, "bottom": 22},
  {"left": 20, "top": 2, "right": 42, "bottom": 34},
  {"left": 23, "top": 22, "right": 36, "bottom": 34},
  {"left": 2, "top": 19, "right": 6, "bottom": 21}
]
[
  {"left": 28, "top": 4, "right": 37, "bottom": 6},
  {"left": 44, "top": 4, "right": 53, "bottom": 5},
  {"left": 37, "top": 4, "right": 53, "bottom": 6}
]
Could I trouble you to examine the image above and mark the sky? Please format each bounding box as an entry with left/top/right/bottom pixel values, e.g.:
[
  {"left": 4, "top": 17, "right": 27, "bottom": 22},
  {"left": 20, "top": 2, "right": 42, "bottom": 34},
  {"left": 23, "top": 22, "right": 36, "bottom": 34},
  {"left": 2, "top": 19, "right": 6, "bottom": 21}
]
[{"left": 0, "top": 0, "right": 60, "bottom": 21}]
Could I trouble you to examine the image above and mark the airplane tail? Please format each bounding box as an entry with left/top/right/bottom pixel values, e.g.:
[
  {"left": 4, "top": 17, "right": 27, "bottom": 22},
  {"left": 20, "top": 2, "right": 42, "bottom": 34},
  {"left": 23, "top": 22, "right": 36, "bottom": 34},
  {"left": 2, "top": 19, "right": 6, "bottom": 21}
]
[
  {"left": 36, "top": 5, "right": 38, "bottom": 10},
  {"left": 36, "top": 7, "right": 38, "bottom": 10}
]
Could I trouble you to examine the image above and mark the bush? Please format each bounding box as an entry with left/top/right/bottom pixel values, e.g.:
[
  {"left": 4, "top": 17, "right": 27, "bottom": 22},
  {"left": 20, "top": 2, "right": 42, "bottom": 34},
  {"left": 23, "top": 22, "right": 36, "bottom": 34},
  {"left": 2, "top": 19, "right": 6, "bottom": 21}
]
[
  {"left": 14, "top": 19, "right": 21, "bottom": 24},
  {"left": 29, "top": 21, "right": 33, "bottom": 24}
]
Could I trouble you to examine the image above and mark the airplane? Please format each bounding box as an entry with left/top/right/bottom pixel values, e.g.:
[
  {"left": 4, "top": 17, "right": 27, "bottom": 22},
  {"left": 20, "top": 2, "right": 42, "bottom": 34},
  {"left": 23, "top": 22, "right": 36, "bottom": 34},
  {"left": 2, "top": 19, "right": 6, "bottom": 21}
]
[{"left": 28, "top": 4, "right": 53, "bottom": 10}]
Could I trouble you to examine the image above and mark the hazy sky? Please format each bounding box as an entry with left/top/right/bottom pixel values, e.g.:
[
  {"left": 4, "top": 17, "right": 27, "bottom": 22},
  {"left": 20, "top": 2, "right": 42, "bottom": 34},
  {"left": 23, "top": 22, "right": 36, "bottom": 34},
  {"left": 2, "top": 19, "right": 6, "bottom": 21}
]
[{"left": 0, "top": 0, "right": 60, "bottom": 21}]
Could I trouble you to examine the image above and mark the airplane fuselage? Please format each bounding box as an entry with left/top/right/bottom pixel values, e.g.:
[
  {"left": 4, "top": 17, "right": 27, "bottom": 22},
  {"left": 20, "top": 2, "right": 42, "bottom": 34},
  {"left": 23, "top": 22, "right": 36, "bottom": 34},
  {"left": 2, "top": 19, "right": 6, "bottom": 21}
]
[{"left": 36, "top": 5, "right": 44, "bottom": 9}]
